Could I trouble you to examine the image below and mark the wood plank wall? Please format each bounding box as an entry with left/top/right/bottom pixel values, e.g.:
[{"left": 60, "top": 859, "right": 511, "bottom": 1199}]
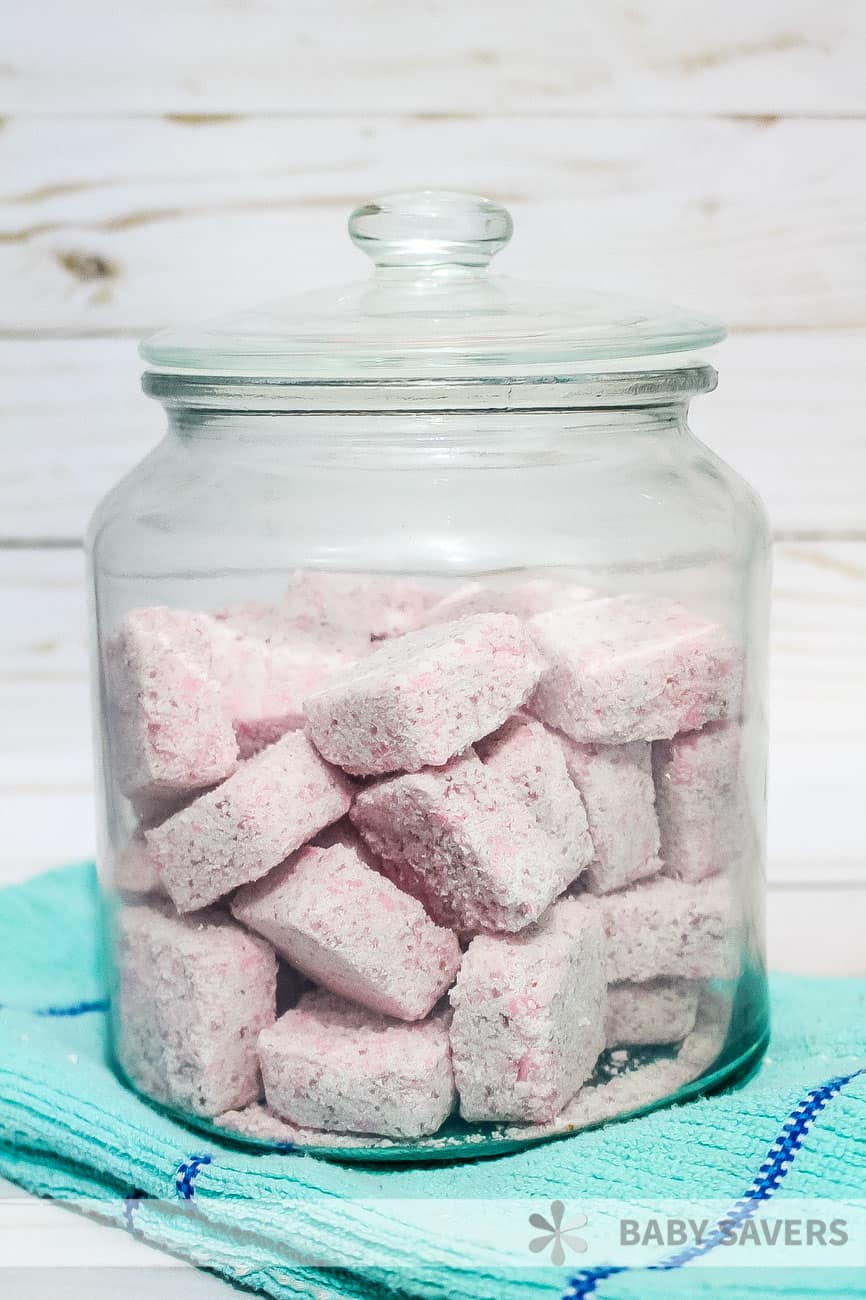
[{"left": 2, "top": 0, "right": 864, "bottom": 971}]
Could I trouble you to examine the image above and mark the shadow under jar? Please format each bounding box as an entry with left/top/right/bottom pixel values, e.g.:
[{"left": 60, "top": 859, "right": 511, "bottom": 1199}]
[{"left": 88, "top": 191, "right": 771, "bottom": 1161}]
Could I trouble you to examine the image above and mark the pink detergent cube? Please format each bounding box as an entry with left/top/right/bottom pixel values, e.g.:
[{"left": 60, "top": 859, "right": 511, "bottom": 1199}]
[
  {"left": 116, "top": 830, "right": 163, "bottom": 895},
  {"left": 257, "top": 990, "right": 456, "bottom": 1138},
  {"left": 214, "top": 1101, "right": 397, "bottom": 1150},
  {"left": 420, "top": 579, "right": 592, "bottom": 627},
  {"left": 311, "top": 817, "right": 381, "bottom": 869},
  {"left": 304, "top": 612, "right": 545, "bottom": 776},
  {"left": 653, "top": 722, "right": 744, "bottom": 882},
  {"left": 351, "top": 753, "right": 581, "bottom": 934},
  {"left": 212, "top": 623, "right": 359, "bottom": 759},
  {"left": 528, "top": 595, "right": 741, "bottom": 744},
  {"left": 215, "top": 597, "right": 368, "bottom": 657},
  {"left": 594, "top": 874, "right": 739, "bottom": 982},
  {"left": 275, "top": 570, "right": 437, "bottom": 640},
  {"left": 557, "top": 738, "right": 661, "bottom": 894},
  {"left": 449, "top": 897, "right": 606, "bottom": 1122},
  {"left": 106, "top": 604, "right": 361, "bottom": 793},
  {"left": 127, "top": 787, "right": 192, "bottom": 827},
  {"left": 105, "top": 607, "right": 239, "bottom": 803},
  {"left": 605, "top": 978, "right": 701, "bottom": 1047},
  {"left": 115, "top": 901, "right": 276, "bottom": 1117},
  {"left": 232, "top": 842, "right": 460, "bottom": 1021},
  {"left": 476, "top": 715, "right": 593, "bottom": 879},
  {"left": 146, "top": 731, "right": 354, "bottom": 912}
]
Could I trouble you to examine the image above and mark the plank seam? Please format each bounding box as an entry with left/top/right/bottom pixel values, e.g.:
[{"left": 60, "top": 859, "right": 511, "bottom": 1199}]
[{"left": 1, "top": 110, "right": 865, "bottom": 122}]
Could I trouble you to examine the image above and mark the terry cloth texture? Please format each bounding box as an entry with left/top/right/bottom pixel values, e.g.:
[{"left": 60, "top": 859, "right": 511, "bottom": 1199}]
[{"left": 0, "top": 863, "right": 864, "bottom": 1299}]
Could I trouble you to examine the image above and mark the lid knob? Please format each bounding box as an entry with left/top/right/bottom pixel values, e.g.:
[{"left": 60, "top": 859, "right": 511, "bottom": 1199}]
[{"left": 349, "top": 190, "right": 513, "bottom": 270}]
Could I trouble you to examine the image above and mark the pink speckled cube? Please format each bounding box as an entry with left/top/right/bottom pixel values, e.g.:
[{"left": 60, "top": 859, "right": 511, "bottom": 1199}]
[
  {"left": 528, "top": 595, "right": 742, "bottom": 744},
  {"left": 476, "top": 715, "right": 593, "bottom": 879},
  {"left": 114, "top": 900, "right": 276, "bottom": 1117},
  {"left": 105, "top": 607, "right": 239, "bottom": 803},
  {"left": 232, "top": 843, "right": 460, "bottom": 1021},
  {"left": 214, "top": 1101, "right": 396, "bottom": 1150},
  {"left": 653, "top": 722, "right": 744, "bottom": 882},
  {"left": 351, "top": 753, "right": 581, "bottom": 934},
  {"left": 449, "top": 897, "right": 606, "bottom": 1122},
  {"left": 420, "top": 579, "right": 593, "bottom": 627},
  {"left": 277, "top": 570, "right": 437, "bottom": 640},
  {"left": 558, "top": 738, "right": 661, "bottom": 894},
  {"left": 257, "top": 990, "right": 456, "bottom": 1138},
  {"left": 595, "top": 874, "right": 739, "bottom": 982},
  {"left": 304, "top": 613, "right": 545, "bottom": 776},
  {"left": 212, "top": 625, "right": 359, "bottom": 759},
  {"left": 311, "top": 817, "right": 381, "bottom": 869},
  {"left": 215, "top": 597, "right": 367, "bottom": 657},
  {"left": 106, "top": 604, "right": 361, "bottom": 791},
  {"left": 127, "top": 787, "right": 191, "bottom": 827},
  {"left": 500, "top": 986, "right": 734, "bottom": 1143},
  {"left": 115, "top": 830, "right": 163, "bottom": 896},
  {"left": 146, "top": 731, "right": 354, "bottom": 912},
  {"left": 605, "top": 978, "right": 701, "bottom": 1047}
]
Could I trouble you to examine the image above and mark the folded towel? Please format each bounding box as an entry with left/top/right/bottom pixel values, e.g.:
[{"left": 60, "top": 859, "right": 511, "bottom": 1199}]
[{"left": 0, "top": 863, "right": 864, "bottom": 1299}]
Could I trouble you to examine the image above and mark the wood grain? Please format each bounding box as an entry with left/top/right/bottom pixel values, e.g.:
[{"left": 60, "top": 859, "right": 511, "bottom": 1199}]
[
  {"left": 768, "top": 887, "right": 866, "bottom": 976},
  {"left": 2, "top": 116, "right": 865, "bottom": 334},
  {"left": 2, "top": 0, "right": 864, "bottom": 984},
  {"left": 3, "top": 332, "right": 863, "bottom": 543},
  {"left": 2, "top": 0, "right": 864, "bottom": 115}
]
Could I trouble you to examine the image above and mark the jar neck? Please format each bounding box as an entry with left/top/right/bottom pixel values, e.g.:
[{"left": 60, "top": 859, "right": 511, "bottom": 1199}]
[
  {"left": 168, "top": 404, "right": 689, "bottom": 438},
  {"left": 162, "top": 405, "right": 693, "bottom": 466}
]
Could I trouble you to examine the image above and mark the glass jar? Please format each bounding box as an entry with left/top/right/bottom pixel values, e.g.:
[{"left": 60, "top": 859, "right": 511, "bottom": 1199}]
[{"left": 88, "top": 192, "right": 770, "bottom": 1161}]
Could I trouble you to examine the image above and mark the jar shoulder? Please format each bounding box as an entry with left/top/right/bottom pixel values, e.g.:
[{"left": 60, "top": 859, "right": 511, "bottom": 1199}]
[
  {"left": 680, "top": 425, "right": 772, "bottom": 546},
  {"left": 87, "top": 413, "right": 771, "bottom": 579}
]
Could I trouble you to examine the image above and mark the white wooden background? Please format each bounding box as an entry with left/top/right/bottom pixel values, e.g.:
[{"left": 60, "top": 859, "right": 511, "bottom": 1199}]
[{"left": 2, "top": 0, "right": 865, "bottom": 982}]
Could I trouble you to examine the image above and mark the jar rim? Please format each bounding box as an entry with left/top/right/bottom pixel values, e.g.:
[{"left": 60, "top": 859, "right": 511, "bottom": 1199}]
[{"left": 142, "top": 364, "right": 718, "bottom": 413}]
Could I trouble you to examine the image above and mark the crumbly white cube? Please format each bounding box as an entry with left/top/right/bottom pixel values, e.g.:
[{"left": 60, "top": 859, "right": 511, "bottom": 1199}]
[
  {"left": 115, "top": 830, "right": 164, "bottom": 896},
  {"left": 449, "top": 897, "right": 606, "bottom": 1122},
  {"left": 146, "top": 731, "right": 353, "bottom": 912},
  {"left": 304, "top": 613, "right": 545, "bottom": 776},
  {"left": 211, "top": 622, "right": 360, "bottom": 758},
  {"left": 257, "top": 990, "right": 455, "bottom": 1138},
  {"left": 528, "top": 595, "right": 741, "bottom": 744},
  {"left": 605, "top": 978, "right": 701, "bottom": 1047},
  {"left": 558, "top": 738, "right": 661, "bottom": 894},
  {"left": 274, "top": 570, "right": 438, "bottom": 640},
  {"left": 105, "top": 607, "right": 239, "bottom": 804},
  {"left": 351, "top": 753, "right": 582, "bottom": 934},
  {"left": 232, "top": 843, "right": 460, "bottom": 1021},
  {"left": 477, "top": 714, "right": 593, "bottom": 879},
  {"left": 653, "top": 722, "right": 744, "bottom": 882},
  {"left": 595, "top": 875, "right": 739, "bottom": 982},
  {"left": 420, "top": 579, "right": 593, "bottom": 626},
  {"left": 115, "top": 901, "right": 276, "bottom": 1117}
]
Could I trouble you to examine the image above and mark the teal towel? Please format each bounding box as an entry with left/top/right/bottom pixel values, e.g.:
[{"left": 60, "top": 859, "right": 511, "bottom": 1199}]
[{"left": 0, "top": 864, "right": 864, "bottom": 1299}]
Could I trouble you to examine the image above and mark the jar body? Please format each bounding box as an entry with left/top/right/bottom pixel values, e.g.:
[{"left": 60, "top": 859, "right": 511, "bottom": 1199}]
[{"left": 88, "top": 401, "right": 770, "bottom": 1160}]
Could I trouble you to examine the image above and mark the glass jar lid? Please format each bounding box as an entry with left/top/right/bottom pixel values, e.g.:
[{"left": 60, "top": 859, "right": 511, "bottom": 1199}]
[{"left": 141, "top": 191, "right": 725, "bottom": 409}]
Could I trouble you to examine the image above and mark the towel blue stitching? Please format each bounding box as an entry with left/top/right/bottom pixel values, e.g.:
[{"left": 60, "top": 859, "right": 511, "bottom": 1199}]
[
  {"left": 0, "top": 999, "right": 109, "bottom": 1017},
  {"left": 561, "top": 1066, "right": 866, "bottom": 1299},
  {"left": 34, "top": 999, "right": 110, "bottom": 1017},
  {"left": 175, "top": 1154, "right": 212, "bottom": 1201}
]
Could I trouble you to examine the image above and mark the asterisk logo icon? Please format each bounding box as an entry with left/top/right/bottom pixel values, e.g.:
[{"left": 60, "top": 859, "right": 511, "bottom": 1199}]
[{"left": 528, "top": 1201, "right": 588, "bottom": 1265}]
